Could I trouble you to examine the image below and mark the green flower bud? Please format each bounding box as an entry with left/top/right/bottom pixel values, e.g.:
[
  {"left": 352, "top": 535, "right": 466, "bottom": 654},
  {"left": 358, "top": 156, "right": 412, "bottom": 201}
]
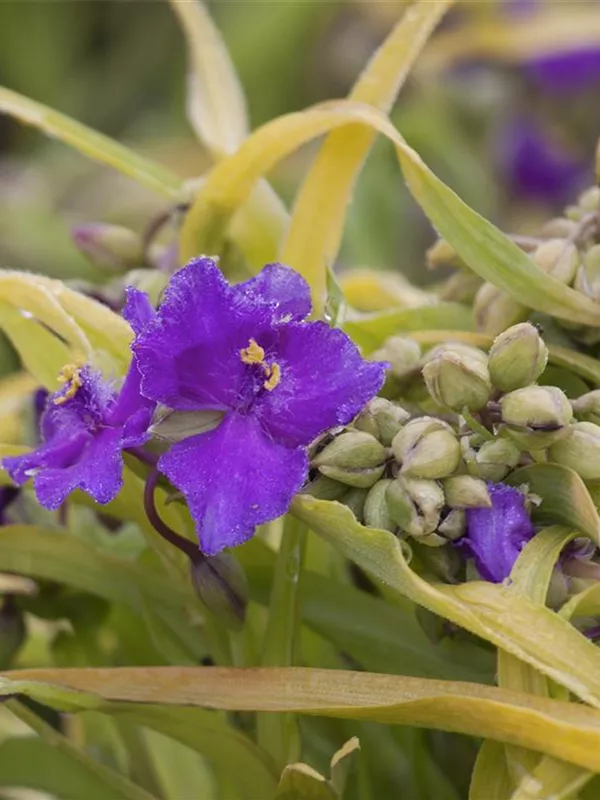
[
  {"left": 191, "top": 553, "right": 248, "bottom": 631},
  {"left": 549, "top": 422, "right": 600, "bottom": 480},
  {"left": 532, "top": 239, "right": 579, "bottom": 284},
  {"left": 578, "top": 186, "right": 600, "bottom": 212},
  {"left": 488, "top": 323, "right": 548, "bottom": 392},
  {"left": 426, "top": 238, "right": 464, "bottom": 269},
  {"left": 151, "top": 408, "right": 225, "bottom": 442},
  {"left": 438, "top": 508, "right": 466, "bottom": 541},
  {"left": 319, "top": 463, "right": 385, "bottom": 488},
  {"left": 340, "top": 487, "right": 369, "bottom": 520},
  {"left": 72, "top": 223, "right": 144, "bottom": 273},
  {"left": 540, "top": 218, "right": 577, "bottom": 238},
  {"left": 443, "top": 475, "right": 491, "bottom": 509},
  {"left": 392, "top": 417, "right": 461, "bottom": 479},
  {"left": 438, "top": 269, "right": 482, "bottom": 304},
  {"left": 385, "top": 476, "right": 443, "bottom": 537},
  {"left": 468, "top": 438, "right": 521, "bottom": 481},
  {"left": 363, "top": 479, "right": 396, "bottom": 532},
  {"left": 422, "top": 346, "right": 491, "bottom": 412},
  {"left": 313, "top": 431, "right": 387, "bottom": 470},
  {"left": 500, "top": 386, "right": 572, "bottom": 448},
  {"left": 575, "top": 244, "right": 600, "bottom": 302},
  {"left": 371, "top": 336, "right": 421, "bottom": 381},
  {"left": 572, "top": 390, "right": 600, "bottom": 424},
  {"left": 473, "top": 282, "right": 528, "bottom": 335},
  {"left": 355, "top": 397, "right": 410, "bottom": 446},
  {"left": 303, "top": 474, "right": 348, "bottom": 501}
]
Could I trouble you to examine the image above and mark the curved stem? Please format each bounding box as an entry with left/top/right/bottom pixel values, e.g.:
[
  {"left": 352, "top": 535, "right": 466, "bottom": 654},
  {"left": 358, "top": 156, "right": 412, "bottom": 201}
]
[{"left": 143, "top": 467, "right": 201, "bottom": 563}]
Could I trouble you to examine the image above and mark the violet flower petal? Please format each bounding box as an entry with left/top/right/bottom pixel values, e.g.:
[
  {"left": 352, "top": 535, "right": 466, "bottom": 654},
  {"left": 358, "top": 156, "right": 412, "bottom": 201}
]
[
  {"left": 255, "top": 321, "right": 386, "bottom": 448},
  {"left": 123, "top": 286, "right": 156, "bottom": 334},
  {"left": 526, "top": 48, "right": 600, "bottom": 93},
  {"left": 34, "top": 428, "right": 124, "bottom": 509},
  {"left": 133, "top": 257, "right": 273, "bottom": 411},
  {"left": 158, "top": 412, "right": 308, "bottom": 555},
  {"left": 458, "top": 482, "right": 535, "bottom": 583},
  {"left": 235, "top": 262, "right": 312, "bottom": 322}
]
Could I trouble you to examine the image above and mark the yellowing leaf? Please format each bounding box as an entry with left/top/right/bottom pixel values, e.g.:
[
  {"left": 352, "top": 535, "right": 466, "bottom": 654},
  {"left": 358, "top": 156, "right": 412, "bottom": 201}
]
[
  {"left": 4, "top": 667, "right": 600, "bottom": 773},
  {"left": 179, "top": 100, "right": 600, "bottom": 326},
  {"left": 0, "top": 87, "right": 181, "bottom": 197},
  {"left": 169, "top": 0, "right": 248, "bottom": 156},
  {"left": 291, "top": 495, "right": 600, "bottom": 707},
  {"left": 281, "top": 0, "right": 454, "bottom": 314}
]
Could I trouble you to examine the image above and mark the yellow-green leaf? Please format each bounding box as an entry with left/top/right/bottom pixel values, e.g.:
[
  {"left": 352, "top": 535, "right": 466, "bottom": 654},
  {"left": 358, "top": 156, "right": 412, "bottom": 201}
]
[
  {"left": 281, "top": 0, "right": 454, "bottom": 315},
  {"left": 0, "top": 87, "right": 181, "bottom": 197},
  {"left": 4, "top": 667, "right": 600, "bottom": 772},
  {"left": 291, "top": 495, "right": 600, "bottom": 707}
]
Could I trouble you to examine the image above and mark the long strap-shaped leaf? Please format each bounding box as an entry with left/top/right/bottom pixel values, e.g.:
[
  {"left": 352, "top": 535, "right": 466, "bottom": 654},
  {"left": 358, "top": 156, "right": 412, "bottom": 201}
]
[
  {"left": 4, "top": 667, "right": 600, "bottom": 773},
  {"left": 280, "top": 0, "right": 453, "bottom": 315},
  {"left": 0, "top": 87, "right": 181, "bottom": 197},
  {"left": 179, "top": 100, "right": 600, "bottom": 326},
  {"left": 291, "top": 495, "right": 600, "bottom": 708}
]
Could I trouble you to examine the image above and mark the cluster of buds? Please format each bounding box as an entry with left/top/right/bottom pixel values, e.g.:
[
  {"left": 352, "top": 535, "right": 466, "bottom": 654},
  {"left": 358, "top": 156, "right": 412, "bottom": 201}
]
[
  {"left": 304, "top": 321, "right": 600, "bottom": 586},
  {"left": 430, "top": 184, "right": 600, "bottom": 339}
]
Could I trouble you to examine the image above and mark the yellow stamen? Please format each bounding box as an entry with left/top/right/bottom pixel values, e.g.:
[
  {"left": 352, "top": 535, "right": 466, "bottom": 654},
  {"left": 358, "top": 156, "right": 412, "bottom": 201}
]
[
  {"left": 263, "top": 362, "right": 281, "bottom": 392},
  {"left": 54, "top": 364, "right": 83, "bottom": 405},
  {"left": 240, "top": 338, "right": 265, "bottom": 365}
]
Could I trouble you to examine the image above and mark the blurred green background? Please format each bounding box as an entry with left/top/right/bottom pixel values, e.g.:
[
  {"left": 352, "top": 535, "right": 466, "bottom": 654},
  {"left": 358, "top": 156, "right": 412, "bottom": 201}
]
[{"left": 0, "top": 0, "right": 598, "bottom": 285}]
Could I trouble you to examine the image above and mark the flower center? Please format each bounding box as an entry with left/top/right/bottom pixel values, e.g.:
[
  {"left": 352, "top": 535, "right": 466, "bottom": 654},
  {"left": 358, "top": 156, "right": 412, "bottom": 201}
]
[
  {"left": 54, "top": 364, "right": 83, "bottom": 406},
  {"left": 240, "top": 338, "right": 281, "bottom": 392}
]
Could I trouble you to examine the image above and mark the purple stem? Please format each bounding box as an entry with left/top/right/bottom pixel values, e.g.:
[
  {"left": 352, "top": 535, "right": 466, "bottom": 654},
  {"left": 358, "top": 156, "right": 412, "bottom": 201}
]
[{"left": 143, "top": 467, "right": 203, "bottom": 564}]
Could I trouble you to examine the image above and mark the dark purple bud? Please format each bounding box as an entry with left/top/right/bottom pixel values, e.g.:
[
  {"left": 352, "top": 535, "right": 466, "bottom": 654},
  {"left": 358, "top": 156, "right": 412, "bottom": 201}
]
[{"left": 191, "top": 552, "right": 248, "bottom": 631}]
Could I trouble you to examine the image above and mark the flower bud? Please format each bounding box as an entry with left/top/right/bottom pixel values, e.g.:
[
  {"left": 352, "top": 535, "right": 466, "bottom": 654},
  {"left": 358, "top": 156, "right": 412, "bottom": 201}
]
[
  {"left": 355, "top": 397, "right": 410, "bottom": 446},
  {"left": 313, "top": 431, "right": 387, "bottom": 470},
  {"left": 303, "top": 475, "right": 348, "bottom": 501},
  {"left": 72, "top": 223, "right": 144, "bottom": 273},
  {"left": 473, "top": 282, "right": 528, "bottom": 335},
  {"left": 467, "top": 438, "right": 521, "bottom": 481},
  {"left": 340, "top": 487, "right": 369, "bottom": 520},
  {"left": 151, "top": 408, "right": 225, "bottom": 443},
  {"left": 319, "top": 463, "right": 385, "bottom": 489},
  {"left": 422, "top": 346, "right": 491, "bottom": 412},
  {"left": 443, "top": 475, "right": 491, "bottom": 509},
  {"left": 438, "top": 508, "right": 466, "bottom": 541},
  {"left": 363, "top": 479, "right": 396, "bottom": 532},
  {"left": 426, "top": 238, "right": 463, "bottom": 269},
  {"left": 575, "top": 244, "right": 600, "bottom": 302},
  {"left": 392, "top": 417, "right": 460, "bottom": 479},
  {"left": 488, "top": 323, "right": 548, "bottom": 392},
  {"left": 549, "top": 422, "right": 600, "bottom": 480},
  {"left": 371, "top": 336, "right": 421, "bottom": 381},
  {"left": 578, "top": 185, "right": 600, "bottom": 212},
  {"left": 540, "top": 217, "right": 577, "bottom": 238},
  {"left": 438, "top": 269, "right": 482, "bottom": 304},
  {"left": 500, "top": 386, "right": 572, "bottom": 448},
  {"left": 572, "top": 390, "right": 600, "bottom": 424},
  {"left": 191, "top": 553, "right": 248, "bottom": 631},
  {"left": 532, "top": 239, "right": 579, "bottom": 284},
  {"left": 385, "top": 477, "right": 443, "bottom": 538}
]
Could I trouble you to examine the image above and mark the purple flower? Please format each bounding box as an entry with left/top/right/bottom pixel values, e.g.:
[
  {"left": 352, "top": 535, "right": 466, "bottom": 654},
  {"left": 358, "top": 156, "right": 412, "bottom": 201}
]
[
  {"left": 130, "top": 257, "right": 386, "bottom": 555},
  {"left": 525, "top": 48, "right": 600, "bottom": 93},
  {"left": 456, "top": 482, "right": 535, "bottom": 583},
  {"left": 0, "top": 487, "right": 19, "bottom": 525},
  {"left": 1, "top": 297, "right": 155, "bottom": 509},
  {"left": 499, "top": 117, "right": 588, "bottom": 205}
]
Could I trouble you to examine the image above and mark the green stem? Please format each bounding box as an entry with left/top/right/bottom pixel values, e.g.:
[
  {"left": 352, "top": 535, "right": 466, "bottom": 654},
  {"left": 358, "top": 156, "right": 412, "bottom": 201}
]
[{"left": 257, "top": 514, "right": 307, "bottom": 768}]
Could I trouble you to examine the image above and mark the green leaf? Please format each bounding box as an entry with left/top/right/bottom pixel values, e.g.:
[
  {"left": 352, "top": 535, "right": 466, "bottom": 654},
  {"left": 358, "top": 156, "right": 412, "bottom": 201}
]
[
  {"left": 329, "top": 736, "right": 360, "bottom": 796},
  {"left": 5, "top": 667, "right": 600, "bottom": 773},
  {"left": 0, "top": 86, "right": 181, "bottom": 196},
  {"left": 3, "top": 699, "right": 158, "bottom": 800},
  {"left": 290, "top": 495, "right": 600, "bottom": 707},
  {"left": 344, "top": 303, "right": 473, "bottom": 352},
  {"left": 507, "top": 464, "right": 600, "bottom": 544},
  {"left": 275, "top": 763, "right": 338, "bottom": 800},
  {"left": 470, "top": 741, "right": 513, "bottom": 800}
]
